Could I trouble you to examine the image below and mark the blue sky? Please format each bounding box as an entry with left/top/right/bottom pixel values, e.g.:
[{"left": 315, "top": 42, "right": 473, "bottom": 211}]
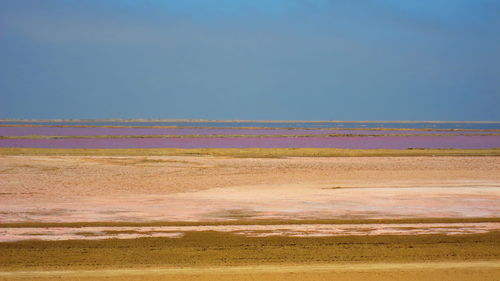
[{"left": 1, "top": 0, "right": 499, "bottom": 120}]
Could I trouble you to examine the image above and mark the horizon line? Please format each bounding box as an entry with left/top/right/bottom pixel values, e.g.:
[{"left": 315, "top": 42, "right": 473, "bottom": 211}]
[{"left": 1, "top": 119, "right": 500, "bottom": 124}]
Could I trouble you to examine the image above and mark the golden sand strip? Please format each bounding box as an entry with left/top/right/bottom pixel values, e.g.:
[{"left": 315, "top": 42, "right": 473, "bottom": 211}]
[{"left": 1, "top": 261, "right": 499, "bottom": 278}]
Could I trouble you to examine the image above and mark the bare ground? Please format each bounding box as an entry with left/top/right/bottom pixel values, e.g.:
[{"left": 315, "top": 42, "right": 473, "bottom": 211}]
[
  {"left": 0, "top": 156, "right": 499, "bottom": 223},
  {"left": 1, "top": 155, "right": 499, "bottom": 196},
  {"left": 1, "top": 155, "right": 500, "bottom": 280},
  {"left": 2, "top": 261, "right": 500, "bottom": 281}
]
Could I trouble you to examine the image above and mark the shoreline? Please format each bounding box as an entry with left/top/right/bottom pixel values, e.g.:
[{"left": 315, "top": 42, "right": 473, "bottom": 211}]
[
  {"left": 2, "top": 119, "right": 500, "bottom": 124},
  {"left": 3, "top": 124, "right": 500, "bottom": 132}
]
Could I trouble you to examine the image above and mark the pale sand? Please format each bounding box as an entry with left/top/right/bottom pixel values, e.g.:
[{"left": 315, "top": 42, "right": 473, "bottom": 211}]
[{"left": 0, "top": 155, "right": 499, "bottom": 223}]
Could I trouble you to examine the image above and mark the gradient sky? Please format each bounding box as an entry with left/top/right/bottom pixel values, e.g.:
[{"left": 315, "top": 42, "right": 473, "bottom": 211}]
[{"left": 1, "top": 0, "right": 499, "bottom": 120}]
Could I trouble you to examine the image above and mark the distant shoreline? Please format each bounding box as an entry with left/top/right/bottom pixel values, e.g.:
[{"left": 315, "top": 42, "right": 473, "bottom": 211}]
[{"left": 1, "top": 119, "right": 500, "bottom": 124}]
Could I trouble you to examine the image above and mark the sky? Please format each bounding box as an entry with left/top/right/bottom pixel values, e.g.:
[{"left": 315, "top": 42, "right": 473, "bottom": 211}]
[{"left": 1, "top": 0, "right": 499, "bottom": 121}]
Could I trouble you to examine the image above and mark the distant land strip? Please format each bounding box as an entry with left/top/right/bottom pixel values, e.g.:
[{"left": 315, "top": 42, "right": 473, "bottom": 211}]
[
  {"left": 2, "top": 124, "right": 500, "bottom": 132},
  {"left": 1, "top": 147, "right": 499, "bottom": 157},
  {"left": 2, "top": 119, "right": 500, "bottom": 124}
]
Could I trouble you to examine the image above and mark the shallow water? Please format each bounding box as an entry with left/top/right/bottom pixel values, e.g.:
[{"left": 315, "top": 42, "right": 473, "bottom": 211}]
[
  {"left": 1, "top": 135, "right": 499, "bottom": 149},
  {"left": 1, "top": 126, "right": 497, "bottom": 136}
]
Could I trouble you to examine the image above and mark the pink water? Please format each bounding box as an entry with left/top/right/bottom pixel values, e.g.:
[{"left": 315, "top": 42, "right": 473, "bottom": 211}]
[
  {"left": 1, "top": 126, "right": 496, "bottom": 136},
  {"left": 0, "top": 136, "right": 499, "bottom": 149}
]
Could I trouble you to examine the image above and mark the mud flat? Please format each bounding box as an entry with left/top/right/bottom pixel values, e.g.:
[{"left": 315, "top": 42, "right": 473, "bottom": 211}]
[
  {"left": 1, "top": 155, "right": 499, "bottom": 221},
  {"left": 1, "top": 153, "right": 499, "bottom": 280},
  {"left": 1, "top": 185, "right": 499, "bottom": 223},
  {"left": 1, "top": 154, "right": 499, "bottom": 223}
]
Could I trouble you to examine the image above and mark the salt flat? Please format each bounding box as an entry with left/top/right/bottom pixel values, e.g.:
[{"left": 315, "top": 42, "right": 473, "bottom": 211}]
[{"left": 1, "top": 156, "right": 499, "bottom": 223}]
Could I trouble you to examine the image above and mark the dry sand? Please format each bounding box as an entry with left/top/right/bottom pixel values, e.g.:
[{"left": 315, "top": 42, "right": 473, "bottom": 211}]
[{"left": 1, "top": 155, "right": 499, "bottom": 223}]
